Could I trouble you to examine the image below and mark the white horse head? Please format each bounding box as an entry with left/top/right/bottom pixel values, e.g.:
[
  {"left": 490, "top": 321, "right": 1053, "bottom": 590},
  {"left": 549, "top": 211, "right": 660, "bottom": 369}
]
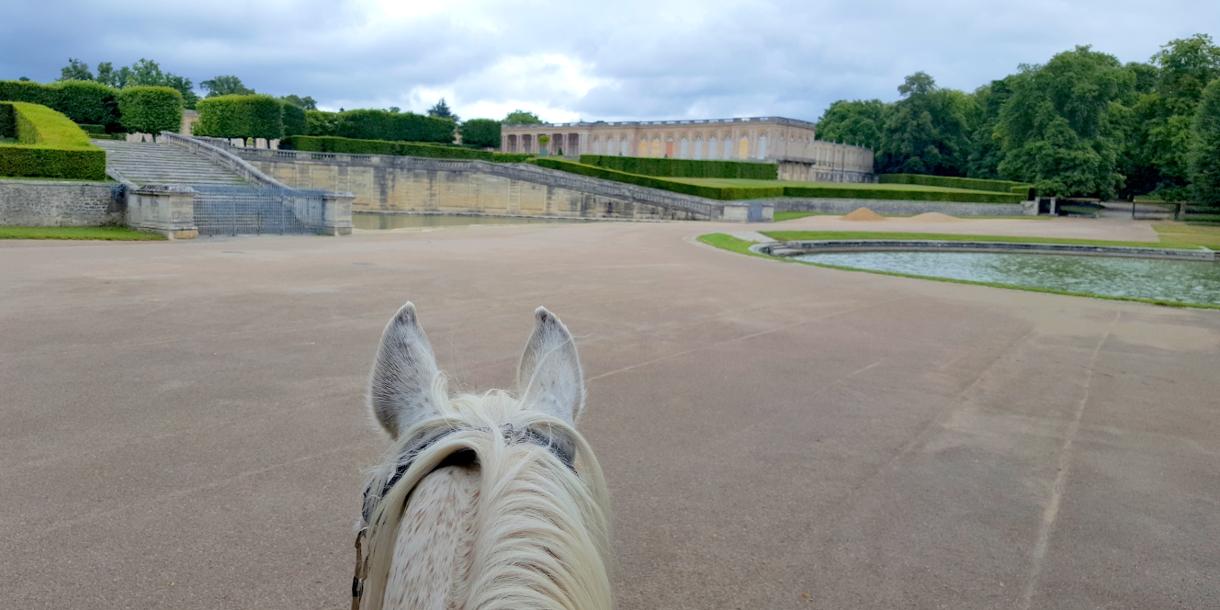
[{"left": 357, "top": 303, "right": 612, "bottom": 610}]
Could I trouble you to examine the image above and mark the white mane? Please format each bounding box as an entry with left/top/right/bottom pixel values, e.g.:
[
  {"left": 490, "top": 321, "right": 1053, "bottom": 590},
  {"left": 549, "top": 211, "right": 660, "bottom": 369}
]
[{"left": 358, "top": 303, "right": 612, "bottom": 610}]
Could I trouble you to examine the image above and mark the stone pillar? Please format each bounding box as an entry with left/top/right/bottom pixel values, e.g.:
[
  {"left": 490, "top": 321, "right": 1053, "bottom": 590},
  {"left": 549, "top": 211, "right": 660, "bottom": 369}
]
[
  {"left": 318, "top": 191, "right": 355, "bottom": 235},
  {"left": 125, "top": 185, "right": 198, "bottom": 239}
]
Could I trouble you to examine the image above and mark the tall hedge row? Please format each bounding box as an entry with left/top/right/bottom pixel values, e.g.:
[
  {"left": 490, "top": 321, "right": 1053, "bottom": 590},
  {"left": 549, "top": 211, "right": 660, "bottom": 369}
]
[
  {"left": 579, "top": 154, "right": 779, "bottom": 180},
  {"left": 0, "top": 80, "right": 121, "bottom": 129},
  {"left": 333, "top": 109, "right": 455, "bottom": 143},
  {"left": 194, "top": 94, "right": 284, "bottom": 139},
  {"left": 305, "top": 110, "right": 338, "bottom": 136},
  {"left": 460, "top": 118, "right": 501, "bottom": 149},
  {"left": 879, "top": 173, "right": 1031, "bottom": 194},
  {"left": 281, "top": 103, "right": 307, "bottom": 137},
  {"left": 534, "top": 158, "right": 1022, "bottom": 203},
  {"left": 0, "top": 102, "right": 106, "bottom": 180},
  {"left": 117, "top": 86, "right": 183, "bottom": 134},
  {"left": 280, "top": 135, "right": 531, "bottom": 162}
]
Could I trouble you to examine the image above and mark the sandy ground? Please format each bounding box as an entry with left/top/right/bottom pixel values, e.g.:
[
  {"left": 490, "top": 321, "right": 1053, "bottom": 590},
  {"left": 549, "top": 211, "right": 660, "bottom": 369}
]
[{"left": 1, "top": 218, "right": 1218, "bottom": 609}]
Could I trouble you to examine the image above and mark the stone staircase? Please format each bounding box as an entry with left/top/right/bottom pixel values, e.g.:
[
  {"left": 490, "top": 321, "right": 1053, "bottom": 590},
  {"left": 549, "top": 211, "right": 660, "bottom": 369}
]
[{"left": 93, "top": 139, "right": 249, "bottom": 187}]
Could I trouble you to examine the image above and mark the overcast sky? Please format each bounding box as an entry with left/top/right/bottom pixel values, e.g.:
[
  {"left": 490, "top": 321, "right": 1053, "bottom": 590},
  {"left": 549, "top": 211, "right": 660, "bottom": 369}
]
[{"left": 3, "top": 0, "right": 1218, "bottom": 123}]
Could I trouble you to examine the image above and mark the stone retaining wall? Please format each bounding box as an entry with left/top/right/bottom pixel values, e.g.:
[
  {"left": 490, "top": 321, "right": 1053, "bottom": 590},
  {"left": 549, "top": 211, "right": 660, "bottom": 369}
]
[
  {"left": 0, "top": 179, "right": 124, "bottom": 226},
  {"left": 770, "top": 197, "right": 1024, "bottom": 217}
]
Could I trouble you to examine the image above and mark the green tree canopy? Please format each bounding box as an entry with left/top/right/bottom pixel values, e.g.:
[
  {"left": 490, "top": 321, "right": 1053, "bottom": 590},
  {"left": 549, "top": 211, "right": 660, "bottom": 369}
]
[
  {"left": 996, "top": 46, "right": 1134, "bottom": 197},
  {"left": 878, "top": 72, "right": 972, "bottom": 176},
  {"left": 815, "top": 99, "right": 886, "bottom": 150},
  {"left": 427, "top": 98, "right": 458, "bottom": 123},
  {"left": 1190, "top": 79, "right": 1220, "bottom": 205},
  {"left": 461, "top": 118, "right": 501, "bottom": 148},
  {"left": 201, "top": 75, "right": 253, "bottom": 97},
  {"left": 281, "top": 94, "right": 317, "bottom": 110},
  {"left": 60, "top": 57, "right": 199, "bottom": 108},
  {"left": 503, "top": 109, "right": 543, "bottom": 125},
  {"left": 59, "top": 58, "right": 92, "bottom": 81}
]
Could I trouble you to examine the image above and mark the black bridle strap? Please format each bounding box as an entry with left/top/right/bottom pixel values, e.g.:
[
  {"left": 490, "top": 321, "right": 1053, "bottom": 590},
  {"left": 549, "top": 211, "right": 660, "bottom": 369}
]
[{"left": 361, "top": 425, "right": 575, "bottom": 525}]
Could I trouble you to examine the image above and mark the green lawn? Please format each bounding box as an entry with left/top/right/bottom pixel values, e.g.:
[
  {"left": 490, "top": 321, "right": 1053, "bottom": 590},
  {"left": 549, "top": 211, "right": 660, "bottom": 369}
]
[
  {"left": 0, "top": 226, "right": 165, "bottom": 240},
  {"left": 671, "top": 177, "right": 1005, "bottom": 196},
  {"left": 696, "top": 232, "right": 1220, "bottom": 310},
  {"left": 762, "top": 225, "right": 1220, "bottom": 250}
]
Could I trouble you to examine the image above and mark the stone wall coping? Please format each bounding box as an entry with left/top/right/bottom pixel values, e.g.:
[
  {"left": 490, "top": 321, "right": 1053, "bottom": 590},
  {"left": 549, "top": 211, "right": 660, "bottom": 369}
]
[
  {"left": 0, "top": 178, "right": 117, "bottom": 187},
  {"left": 754, "top": 240, "right": 1217, "bottom": 262}
]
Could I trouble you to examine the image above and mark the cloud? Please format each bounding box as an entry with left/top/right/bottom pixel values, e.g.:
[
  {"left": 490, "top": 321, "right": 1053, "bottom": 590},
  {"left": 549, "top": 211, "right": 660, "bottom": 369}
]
[{"left": 1, "top": 0, "right": 1217, "bottom": 123}]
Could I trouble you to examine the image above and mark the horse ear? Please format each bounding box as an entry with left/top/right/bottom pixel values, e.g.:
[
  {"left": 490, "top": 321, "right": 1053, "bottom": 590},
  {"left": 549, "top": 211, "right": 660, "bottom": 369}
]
[
  {"left": 368, "top": 302, "right": 442, "bottom": 438},
  {"left": 518, "top": 307, "right": 586, "bottom": 424}
]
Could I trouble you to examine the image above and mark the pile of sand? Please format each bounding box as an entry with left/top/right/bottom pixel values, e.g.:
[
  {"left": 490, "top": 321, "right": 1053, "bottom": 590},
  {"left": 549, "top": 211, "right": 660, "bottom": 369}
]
[
  {"left": 908, "top": 212, "right": 960, "bottom": 223},
  {"left": 842, "top": 207, "right": 886, "bottom": 221}
]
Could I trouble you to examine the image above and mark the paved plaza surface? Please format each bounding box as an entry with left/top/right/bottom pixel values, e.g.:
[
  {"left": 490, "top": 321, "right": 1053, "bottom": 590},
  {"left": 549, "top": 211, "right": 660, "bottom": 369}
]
[{"left": 1, "top": 219, "right": 1218, "bottom": 609}]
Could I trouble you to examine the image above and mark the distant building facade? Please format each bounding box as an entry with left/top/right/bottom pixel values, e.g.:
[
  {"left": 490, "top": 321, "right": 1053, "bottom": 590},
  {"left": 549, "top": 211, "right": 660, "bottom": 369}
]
[{"left": 500, "top": 116, "right": 874, "bottom": 182}]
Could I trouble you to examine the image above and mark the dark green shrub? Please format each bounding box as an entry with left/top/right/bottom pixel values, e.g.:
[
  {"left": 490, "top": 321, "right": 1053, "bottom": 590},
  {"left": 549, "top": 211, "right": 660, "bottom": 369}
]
[
  {"left": 579, "top": 154, "right": 778, "bottom": 180},
  {"left": 0, "top": 101, "right": 106, "bottom": 180},
  {"left": 194, "top": 94, "right": 284, "bottom": 139},
  {"left": 0, "top": 103, "right": 13, "bottom": 137},
  {"left": 879, "top": 173, "right": 1031, "bottom": 194},
  {"left": 55, "top": 80, "right": 120, "bottom": 128},
  {"left": 0, "top": 80, "right": 122, "bottom": 129},
  {"left": 333, "top": 109, "right": 455, "bottom": 143},
  {"left": 281, "top": 102, "right": 307, "bottom": 137},
  {"left": 305, "top": 110, "right": 338, "bottom": 136},
  {"left": 117, "top": 86, "right": 183, "bottom": 134},
  {"left": 531, "top": 158, "right": 784, "bottom": 200},
  {"left": 281, "top": 135, "right": 530, "bottom": 162},
  {"left": 78, "top": 123, "right": 106, "bottom": 134},
  {"left": 461, "top": 118, "right": 500, "bottom": 148}
]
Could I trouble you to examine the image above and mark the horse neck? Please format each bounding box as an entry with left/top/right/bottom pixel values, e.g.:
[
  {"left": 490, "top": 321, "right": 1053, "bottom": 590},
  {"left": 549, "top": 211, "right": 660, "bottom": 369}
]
[{"left": 369, "top": 424, "right": 613, "bottom": 610}]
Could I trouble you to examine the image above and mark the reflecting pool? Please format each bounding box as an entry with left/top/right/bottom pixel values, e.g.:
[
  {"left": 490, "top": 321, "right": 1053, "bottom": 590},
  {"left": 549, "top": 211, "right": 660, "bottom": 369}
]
[
  {"left": 797, "top": 251, "right": 1220, "bottom": 305},
  {"left": 353, "top": 213, "right": 586, "bottom": 230}
]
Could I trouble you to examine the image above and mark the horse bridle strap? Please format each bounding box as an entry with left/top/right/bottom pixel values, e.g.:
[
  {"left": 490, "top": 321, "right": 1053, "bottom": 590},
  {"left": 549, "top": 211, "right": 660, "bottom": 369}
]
[{"left": 352, "top": 424, "right": 575, "bottom": 609}]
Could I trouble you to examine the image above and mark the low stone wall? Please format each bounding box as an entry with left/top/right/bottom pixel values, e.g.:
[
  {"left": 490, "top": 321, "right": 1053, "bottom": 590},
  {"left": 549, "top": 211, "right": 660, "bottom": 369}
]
[
  {"left": 758, "top": 240, "right": 1216, "bottom": 262},
  {"left": 233, "top": 148, "right": 750, "bottom": 221},
  {"left": 770, "top": 197, "right": 1024, "bottom": 217},
  {"left": 0, "top": 179, "right": 124, "bottom": 226}
]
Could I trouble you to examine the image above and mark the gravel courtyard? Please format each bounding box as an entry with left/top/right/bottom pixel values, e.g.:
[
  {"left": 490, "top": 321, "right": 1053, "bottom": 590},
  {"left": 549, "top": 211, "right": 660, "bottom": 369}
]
[{"left": 2, "top": 219, "right": 1217, "bottom": 609}]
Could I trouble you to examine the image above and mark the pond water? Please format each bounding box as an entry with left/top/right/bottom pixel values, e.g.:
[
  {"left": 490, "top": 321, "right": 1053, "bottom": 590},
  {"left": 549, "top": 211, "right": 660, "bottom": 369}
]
[
  {"left": 353, "top": 213, "right": 584, "bottom": 230},
  {"left": 797, "top": 251, "right": 1220, "bottom": 305}
]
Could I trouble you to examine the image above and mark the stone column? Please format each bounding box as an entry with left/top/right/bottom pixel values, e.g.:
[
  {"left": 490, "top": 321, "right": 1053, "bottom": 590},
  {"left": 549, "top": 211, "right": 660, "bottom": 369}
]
[{"left": 125, "top": 185, "right": 198, "bottom": 239}]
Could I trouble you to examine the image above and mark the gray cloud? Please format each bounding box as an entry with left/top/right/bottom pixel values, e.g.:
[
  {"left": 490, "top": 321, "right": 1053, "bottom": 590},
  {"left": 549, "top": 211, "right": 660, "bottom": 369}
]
[{"left": 2, "top": 0, "right": 1217, "bottom": 122}]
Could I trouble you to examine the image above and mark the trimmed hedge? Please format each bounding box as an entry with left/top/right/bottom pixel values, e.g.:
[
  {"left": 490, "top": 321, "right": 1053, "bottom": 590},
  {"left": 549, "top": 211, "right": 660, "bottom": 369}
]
[
  {"left": 531, "top": 158, "right": 784, "bottom": 199},
  {"left": 0, "top": 102, "right": 106, "bottom": 180},
  {"left": 460, "top": 118, "right": 501, "bottom": 148},
  {"left": 78, "top": 123, "right": 106, "bottom": 135},
  {"left": 879, "top": 173, "right": 1031, "bottom": 194},
  {"left": 0, "top": 80, "right": 121, "bottom": 130},
  {"left": 305, "top": 110, "right": 338, "bottom": 136},
  {"left": 334, "top": 109, "right": 455, "bottom": 143},
  {"left": 281, "top": 135, "right": 531, "bottom": 162},
  {"left": 194, "top": 94, "right": 284, "bottom": 139},
  {"left": 580, "top": 154, "right": 779, "bottom": 180},
  {"left": 281, "top": 102, "right": 307, "bottom": 137},
  {"left": 117, "top": 86, "right": 183, "bottom": 134},
  {"left": 534, "top": 159, "right": 1023, "bottom": 203}
]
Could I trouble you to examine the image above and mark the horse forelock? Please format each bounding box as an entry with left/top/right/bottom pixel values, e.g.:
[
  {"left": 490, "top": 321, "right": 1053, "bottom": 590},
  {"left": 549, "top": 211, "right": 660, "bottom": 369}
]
[{"left": 360, "top": 391, "right": 613, "bottom": 610}]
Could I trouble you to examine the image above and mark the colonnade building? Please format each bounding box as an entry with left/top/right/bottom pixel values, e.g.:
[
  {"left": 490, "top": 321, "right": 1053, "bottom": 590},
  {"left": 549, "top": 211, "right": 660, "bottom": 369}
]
[{"left": 500, "top": 116, "right": 874, "bottom": 182}]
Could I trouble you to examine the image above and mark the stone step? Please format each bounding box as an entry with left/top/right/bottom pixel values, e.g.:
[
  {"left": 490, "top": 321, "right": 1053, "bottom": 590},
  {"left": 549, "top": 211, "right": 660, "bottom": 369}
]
[{"left": 95, "top": 140, "right": 249, "bottom": 187}]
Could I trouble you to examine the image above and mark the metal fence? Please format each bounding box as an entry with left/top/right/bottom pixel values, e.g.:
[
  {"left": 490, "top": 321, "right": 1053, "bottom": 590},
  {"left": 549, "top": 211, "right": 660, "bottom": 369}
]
[{"left": 192, "top": 185, "right": 324, "bottom": 236}]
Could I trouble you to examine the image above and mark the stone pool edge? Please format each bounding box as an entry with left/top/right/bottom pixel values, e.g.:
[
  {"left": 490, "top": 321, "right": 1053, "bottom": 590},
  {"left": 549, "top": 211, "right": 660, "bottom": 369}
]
[{"left": 752, "top": 240, "right": 1216, "bottom": 262}]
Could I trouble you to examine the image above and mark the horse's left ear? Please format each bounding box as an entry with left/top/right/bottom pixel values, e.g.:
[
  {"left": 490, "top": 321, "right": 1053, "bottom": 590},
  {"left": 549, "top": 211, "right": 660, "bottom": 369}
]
[{"left": 518, "top": 307, "right": 586, "bottom": 424}]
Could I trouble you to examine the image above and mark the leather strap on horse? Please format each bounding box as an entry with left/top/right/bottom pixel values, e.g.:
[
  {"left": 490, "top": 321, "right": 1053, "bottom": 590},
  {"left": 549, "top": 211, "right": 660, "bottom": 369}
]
[{"left": 351, "top": 528, "right": 367, "bottom": 610}]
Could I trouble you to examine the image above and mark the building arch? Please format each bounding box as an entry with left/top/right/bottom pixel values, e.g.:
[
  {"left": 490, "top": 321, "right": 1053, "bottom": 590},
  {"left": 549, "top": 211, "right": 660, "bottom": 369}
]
[
  {"left": 708, "top": 136, "right": 719, "bottom": 159},
  {"left": 757, "top": 135, "right": 768, "bottom": 159},
  {"left": 679, "top": 137, "right": 689, "bottom": 159}
]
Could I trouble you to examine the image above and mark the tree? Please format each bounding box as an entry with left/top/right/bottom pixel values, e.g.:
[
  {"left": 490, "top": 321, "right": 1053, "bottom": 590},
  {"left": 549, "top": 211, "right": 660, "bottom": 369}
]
[
  {"left": 1190, "top": 79, "right": 1220, "bottom": 205},
  {"left": 503, "top": 109, "right": 543, "bottom": 125},
  {"left": 281, "top": 94, "right": 317, "bottom": 110},
  {"left": 201, "top": 75, "right": 253, "bottom": 97},
  {"left": 878, "top": 72, "right": 971, "bottom": 175},
  {"left": 95, "top": 62, "right": 124, "bottom": 88},
  {"left": 815, "top": 99, "right": 886, "bottom": 150},
  {"left": 996, "top": 46, "right": 1134, "bottom": 198},
  {"left": 59, "top": 58, "right": 92, "bottom": 81},
  {"left": 427, "top": 98, "right": 458, "bottom": 123},
  {"left": 461, "top": 118, "right": 501, "bottom": 148}
]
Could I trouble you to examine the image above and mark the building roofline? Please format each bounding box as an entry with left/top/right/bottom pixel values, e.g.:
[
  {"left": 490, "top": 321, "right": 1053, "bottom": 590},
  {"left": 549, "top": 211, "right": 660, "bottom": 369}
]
[{"left": 502, "top": 116, "right": 817, "bottom": 130}]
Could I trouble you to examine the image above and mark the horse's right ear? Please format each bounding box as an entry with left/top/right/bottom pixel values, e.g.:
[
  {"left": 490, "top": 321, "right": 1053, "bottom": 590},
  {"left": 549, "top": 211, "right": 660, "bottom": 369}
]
[{"left": 367, "top": 302, "right": 441, "bottom": 438}]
